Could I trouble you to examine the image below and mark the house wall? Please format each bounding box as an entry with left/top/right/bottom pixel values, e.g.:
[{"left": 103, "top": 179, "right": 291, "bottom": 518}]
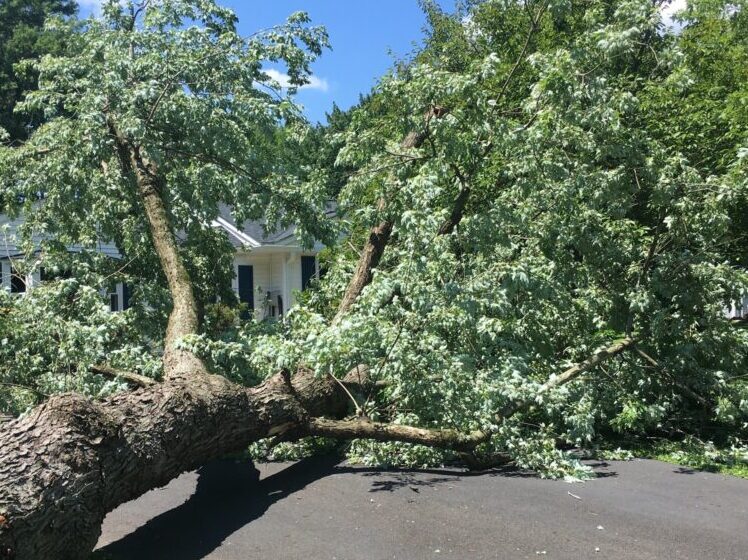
[
  {"left": 727, "top": 296, "right": 748, "bottom": 319},
  {"left": 231, "top": 250, "right": 318, "bottom": 320}
]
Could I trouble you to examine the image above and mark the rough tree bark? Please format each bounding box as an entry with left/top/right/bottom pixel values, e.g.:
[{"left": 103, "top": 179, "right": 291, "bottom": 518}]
[
  {"left": 109, "top": 124, "right": 206, "bottom": 378},
  {"left": 0, "top": 368, "right": 355, "bottom": 559}
]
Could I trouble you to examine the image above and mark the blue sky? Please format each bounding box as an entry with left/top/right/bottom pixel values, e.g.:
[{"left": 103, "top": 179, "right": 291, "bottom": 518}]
[{"left": 77, "top": 1, "right": 455, "bottom": 124}]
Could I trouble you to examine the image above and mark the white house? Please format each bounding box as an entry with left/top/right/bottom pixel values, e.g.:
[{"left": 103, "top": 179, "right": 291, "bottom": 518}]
[
  {"left": 3, "top": 208, "right": 745, "bottom": 321},
  {"left": 0, "top": 205, "right": 325, "bottom": 319},
  {"left": 212, "top": 204, "right": 325, "bottom": 319},
  {"left": 727, "top": 296, "right": 748, "bottom": 321}
]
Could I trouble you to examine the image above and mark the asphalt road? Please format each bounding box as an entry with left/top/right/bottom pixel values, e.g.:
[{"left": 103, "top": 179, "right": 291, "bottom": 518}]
[{"left": 95, "top": 456, "right": 748, "bottom": 560}]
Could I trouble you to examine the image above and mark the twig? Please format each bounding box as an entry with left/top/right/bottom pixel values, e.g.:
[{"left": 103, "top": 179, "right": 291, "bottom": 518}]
[{"left": 90, "top": 364, "right": 156, "bottom": 387}]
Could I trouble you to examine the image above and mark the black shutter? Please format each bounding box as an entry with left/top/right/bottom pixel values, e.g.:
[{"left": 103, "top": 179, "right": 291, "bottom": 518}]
[
  {"left": 238, "top": 265, "right": 254, "bottom": 320},
  {"left": 122, "top": 283, "right": 131, "bottom": 310},
  {"left": 301, "top": 256, "right": 316, "bottom": 290}
]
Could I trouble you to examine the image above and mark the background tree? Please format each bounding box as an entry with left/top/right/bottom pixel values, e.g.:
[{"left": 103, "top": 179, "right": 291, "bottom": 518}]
[{"left": 0, "top": 0, "right": 77, "bottom": 142}]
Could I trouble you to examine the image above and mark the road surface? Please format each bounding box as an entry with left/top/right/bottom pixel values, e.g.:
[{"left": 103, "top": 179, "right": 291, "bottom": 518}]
[{"left": 95, "top": 456, "right": 748, "bottom": 559}]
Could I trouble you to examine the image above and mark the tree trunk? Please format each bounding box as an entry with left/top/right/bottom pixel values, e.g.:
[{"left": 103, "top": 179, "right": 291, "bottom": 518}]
[
  {"left": 0, "top": 368, "right": 351, "bottom": 560},
  {"left": 0, "top": 338, "right": 635, "bottom": 560}
]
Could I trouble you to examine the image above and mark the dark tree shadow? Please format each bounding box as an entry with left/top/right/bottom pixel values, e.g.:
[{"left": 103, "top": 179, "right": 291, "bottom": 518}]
[
  {"left": 673, "top": 466, "right": 697, "bottom": 475},
  {"left": 341, "top": 464, "right": 541, "bottom": 493},
  {"left": 97, "top": 454, "right": 341, "bottom": 560},
  {"left": 582, "top": 461, "right": 618, "bottom": 478}
]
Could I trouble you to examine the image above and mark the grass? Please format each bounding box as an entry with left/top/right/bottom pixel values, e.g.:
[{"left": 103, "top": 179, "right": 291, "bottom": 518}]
[{"left": 597, "top": 436, "right": 748, "bottom": 479}]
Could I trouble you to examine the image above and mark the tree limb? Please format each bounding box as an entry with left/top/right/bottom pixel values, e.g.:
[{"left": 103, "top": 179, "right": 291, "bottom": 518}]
[
  {"left": 438, "top": 164, "right": 471, "bottom": 235},
  {"left": 632, "top": 346, "right": 710, "bottom": 408},
  {"left": 332, "top": 108, "right": 448, "bottom": 324},
  {"left": 308, "top": 417, "right": 486, "bottom": 453},
  {"left": 108, "top": 121, "right": 206, "bottom": 378},
  {"left": 308, "top": 337, "right": 638, "bottom": 453}
]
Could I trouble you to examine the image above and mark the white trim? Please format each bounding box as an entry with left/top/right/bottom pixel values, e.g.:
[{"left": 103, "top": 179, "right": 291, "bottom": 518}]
[
  {"left": 240, "top": 244, "right": 304, "bottom": 254},
  {"left": 0, "top": 261, "right": 8, "bottom": 290},
  {"left": 212, "top": 217, "right": 262, "bottom": 248},
  {"left": 283, "top": 252, "right": 295, "bottom": 316}
]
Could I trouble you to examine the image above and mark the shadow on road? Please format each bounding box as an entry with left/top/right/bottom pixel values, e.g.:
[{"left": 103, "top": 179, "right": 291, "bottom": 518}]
[
  {"left": 97, "top": 455, "right": 616, "bottom": 559},
  {"left": 97, "top": 455, "right": 341, "bottom": 560}
]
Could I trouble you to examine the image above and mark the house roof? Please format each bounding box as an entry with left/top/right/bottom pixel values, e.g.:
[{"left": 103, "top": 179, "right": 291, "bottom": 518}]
[
  {"left": 213, "top": 203, "right": 299, "bottom": 249},
  {"left": 213, "top": 203, "right": 336, "bottom": 250},
  {"left": 1, "top": 202, "right": 335, "bottom": 260},
  {"left": 0, "top": 214, "right": 121, "bottom": 260}
]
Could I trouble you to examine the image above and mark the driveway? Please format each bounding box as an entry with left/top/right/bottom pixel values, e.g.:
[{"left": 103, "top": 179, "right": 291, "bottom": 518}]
[{"left": 95, "top": 456, "right": 748, "bottom": 560}]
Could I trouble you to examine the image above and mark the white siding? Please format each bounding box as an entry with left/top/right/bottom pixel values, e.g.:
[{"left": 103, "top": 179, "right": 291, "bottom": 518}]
[
  {"left": 287, "top": 254, "right": 302, "bottom": 308},
  {"left": 727, "top": 296, "right": 748, "bottom": 319}
]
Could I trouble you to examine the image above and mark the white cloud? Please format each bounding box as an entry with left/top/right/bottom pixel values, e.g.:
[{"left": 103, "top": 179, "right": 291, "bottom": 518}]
[
  {"left": 77, "top": 0, "right": 103, "bottom": 8},
  {"left": 77, "top": 0, "right": 108, "bottom": 15},
  {"left": 264, "top": 69, "right": 330, "bottom": 93},
  {"left": 661, "top": 0, "right": 687, "bottom": 27},
  {"left": 78, "top": 0, "right": 129, "bottom": 14}
]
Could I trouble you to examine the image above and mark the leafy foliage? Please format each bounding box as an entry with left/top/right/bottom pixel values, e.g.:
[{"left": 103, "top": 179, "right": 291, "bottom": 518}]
[
  {"left": 215, "top": 0, "right": 747, "bottom": 476},
  {"left": 596, "top": 435, "right": 748, "bottom": 478},
  {"left": 0, "top": 276, "right": 159, "bottom": 415}
]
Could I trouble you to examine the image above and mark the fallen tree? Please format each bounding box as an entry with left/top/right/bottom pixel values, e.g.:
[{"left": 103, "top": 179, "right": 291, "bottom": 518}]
[
  {"left": 1, "top": 1, "right": 747, "bottom": 559},
  {"left": 0, "top": 88, "right": 637, "bottom": 555},
  {"left": 0, "top": 117, "right": 635, "bottom": 555}
]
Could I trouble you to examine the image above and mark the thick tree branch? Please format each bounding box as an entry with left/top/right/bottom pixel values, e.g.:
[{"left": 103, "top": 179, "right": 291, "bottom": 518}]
[
  {"left": 0, "top": 367, "right": 354, "bottom": 559},
  {"left": 332, "top": 213, "right": 393, "bottom": 324},
  {"left": 108, "top": 121, "right": 206, "bottom": 377},
  {"left": 332, "top": 108, "right": 447, "bottom": 324},
  {"left": 438, "top": 164, "right": 471, "bottom": 236},
  {"left": 498, "top": 337, "right": 636, "bottom": 419},
  {"left": 308, "top": 417, "right": 485, "bottom": 453}
]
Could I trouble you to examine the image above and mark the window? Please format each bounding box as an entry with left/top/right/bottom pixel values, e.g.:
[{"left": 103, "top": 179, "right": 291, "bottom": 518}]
[
  {"left": 10, "top": 267, "right": 26, "bottom": 294},
  {"left": 40, "top": 266, "right": 72, "bottom": 282},
  {"left": 110, "top": 293, "right": 120, "bottom": 312},
  {"left": 122, "top": 283, "right": 131, "bottom": 310},
  {"left": 107, "top": 284, "right": 119, "bottom": 312}
]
